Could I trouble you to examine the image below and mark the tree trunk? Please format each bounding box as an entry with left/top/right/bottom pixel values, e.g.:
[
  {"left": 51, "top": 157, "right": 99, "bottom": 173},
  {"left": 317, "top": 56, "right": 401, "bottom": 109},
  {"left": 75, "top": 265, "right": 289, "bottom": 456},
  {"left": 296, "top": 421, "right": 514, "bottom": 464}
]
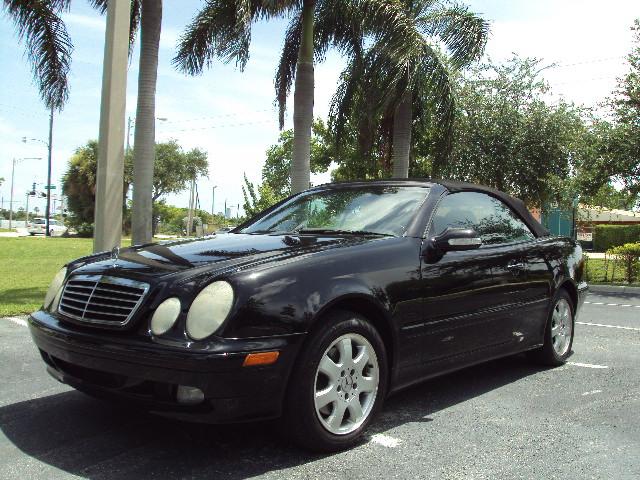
[
  {"left": 290, "top": 0, "right": 315, "bottom": 194},
  {"left": 392, "top": 90, "right": 412, "bottom": 178},
  {"left": 131, "top": 0, "right": 162, "bottom": 245}
]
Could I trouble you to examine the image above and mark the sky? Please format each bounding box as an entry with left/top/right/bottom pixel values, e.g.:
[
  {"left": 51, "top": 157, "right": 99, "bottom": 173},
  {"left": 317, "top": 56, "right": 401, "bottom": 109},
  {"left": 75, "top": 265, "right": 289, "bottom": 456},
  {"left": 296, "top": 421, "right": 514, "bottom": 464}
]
[{"left": 0, "top": 0, "right": 638, "bottom": 218}]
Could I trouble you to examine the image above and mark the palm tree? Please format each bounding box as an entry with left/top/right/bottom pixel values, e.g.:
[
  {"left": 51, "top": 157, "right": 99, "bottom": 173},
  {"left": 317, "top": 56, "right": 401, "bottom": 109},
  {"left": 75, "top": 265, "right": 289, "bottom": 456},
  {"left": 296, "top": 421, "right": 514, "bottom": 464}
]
[
  {"left": 331, "top": 2, "right": 489, "bottom": 178},
  {"left": 91, "top": 0, "right": 162, "bottom": 245},
  {"left": 174, "top": 0, "right": 414, "bottom": 194},
  {"left": 2, "top": 0, "right": 73, "bottom": 110}
]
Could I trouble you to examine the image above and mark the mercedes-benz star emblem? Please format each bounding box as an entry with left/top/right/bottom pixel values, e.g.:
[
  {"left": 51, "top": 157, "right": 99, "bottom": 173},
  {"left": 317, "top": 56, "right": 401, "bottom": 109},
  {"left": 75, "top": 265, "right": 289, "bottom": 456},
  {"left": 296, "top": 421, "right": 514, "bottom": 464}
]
[{"left": 111, "top": 246, "right": 120, "bottom": 268}]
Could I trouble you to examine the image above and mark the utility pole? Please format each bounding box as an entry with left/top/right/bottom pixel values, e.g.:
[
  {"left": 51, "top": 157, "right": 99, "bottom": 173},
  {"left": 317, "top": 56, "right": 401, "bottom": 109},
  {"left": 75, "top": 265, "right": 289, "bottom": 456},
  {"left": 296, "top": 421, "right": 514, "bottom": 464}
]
[
  {"left": 126, "top": 116, "right": 133, "bottom": 154},
  {"left": 9, "top": 157, "right": 41, "bottom": 229},
  {"left": 25, "top": 192, "right": 29, "bottom": 224},
  {"left": 94, "top": 0, "right": 130, "bottom": 252},
  {"left": 45, "top": 105, "right": 54, "bottom": 236},
  {"left": 9, "top": 158, "right": 15, "bottom": 230},
  {"left": 186, "top": 179, "right": 194, "bottom": 236}
]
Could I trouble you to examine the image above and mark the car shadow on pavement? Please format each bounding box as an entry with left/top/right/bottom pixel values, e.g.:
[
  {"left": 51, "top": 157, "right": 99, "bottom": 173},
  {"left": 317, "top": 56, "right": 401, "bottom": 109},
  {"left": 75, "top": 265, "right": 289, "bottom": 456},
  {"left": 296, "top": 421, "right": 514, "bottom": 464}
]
[{"left": 0, "top": 356, "right": 546, "bottom": 479}]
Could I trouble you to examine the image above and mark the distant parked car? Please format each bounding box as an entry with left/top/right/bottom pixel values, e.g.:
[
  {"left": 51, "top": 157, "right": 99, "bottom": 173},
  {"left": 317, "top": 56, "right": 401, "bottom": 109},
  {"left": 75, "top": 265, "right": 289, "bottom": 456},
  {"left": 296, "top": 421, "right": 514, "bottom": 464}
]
[{"left": 28, "top": 218, "right": 68, "bottom": 237}]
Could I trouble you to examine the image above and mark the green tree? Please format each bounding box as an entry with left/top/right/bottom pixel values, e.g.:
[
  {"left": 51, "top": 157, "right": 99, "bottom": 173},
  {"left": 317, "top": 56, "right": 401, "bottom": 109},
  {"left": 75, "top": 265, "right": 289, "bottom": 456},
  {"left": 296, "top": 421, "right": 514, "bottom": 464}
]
[
  {"left": 174, "top": 0, "right": 420, "bottom": 194},
  {"left": 331, "top": 1, "right": 488, "bottom": 178},
  {"left": 62, "top": 139, "right": 207, "bottom": 233},
  {"left": 150, "top": 140, "right": 208, "bottom": 202},
  {"left": 0, "top": 177, "right": 4, "bottom": 187},
  {"left": 62, "top": 140, "right": 132, "bottom": 231},
  {"left": 2, "top": 0, "right": 72, "bottom": 109},
  {"left": 601, "top": 19, "right": 640, "bottom": 205},
  {"left": 413, "top": 57, "right": 588, "bottom": 208},
  {"left": 242, "top": 119, "right": 333, "bottom": 216}
]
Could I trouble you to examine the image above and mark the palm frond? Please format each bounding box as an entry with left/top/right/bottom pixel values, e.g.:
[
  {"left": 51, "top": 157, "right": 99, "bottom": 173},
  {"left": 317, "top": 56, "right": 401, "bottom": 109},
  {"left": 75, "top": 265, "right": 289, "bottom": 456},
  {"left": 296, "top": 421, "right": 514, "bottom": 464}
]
[
  {"left": 173, "top": 0, "right": 272, "bottom": 74},
  {"left": 3, "top": 0, "right": 73, "bottom": 110},
  {"left": 417, "top": 4, "right": 489, "bottom": 68},
  {"left": 275, "top": 15, "right": 302, "bottom": 129},
  {"left": 412, "top": 43, "right": 457, "bottom": 173},
  {"left": 315, "top": 0, "right": 364, "bottom": 61}
]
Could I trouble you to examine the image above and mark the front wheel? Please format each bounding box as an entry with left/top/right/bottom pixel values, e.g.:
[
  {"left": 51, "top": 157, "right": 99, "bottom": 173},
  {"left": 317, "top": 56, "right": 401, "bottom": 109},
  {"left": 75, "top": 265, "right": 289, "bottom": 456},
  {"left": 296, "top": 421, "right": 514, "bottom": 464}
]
[
  {"left": 284, "top": 310, "right": 387, "bottom": 452},
  {"left": 528, "top": 290, "right": 574, "bottom": 366}
]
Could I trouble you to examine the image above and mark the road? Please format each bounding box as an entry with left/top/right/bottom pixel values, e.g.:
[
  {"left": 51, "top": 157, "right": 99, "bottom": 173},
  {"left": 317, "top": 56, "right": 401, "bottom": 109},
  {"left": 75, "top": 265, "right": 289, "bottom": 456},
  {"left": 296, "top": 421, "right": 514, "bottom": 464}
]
[{"left": 1, "top": 291, "right": 638, "bottom": 480}]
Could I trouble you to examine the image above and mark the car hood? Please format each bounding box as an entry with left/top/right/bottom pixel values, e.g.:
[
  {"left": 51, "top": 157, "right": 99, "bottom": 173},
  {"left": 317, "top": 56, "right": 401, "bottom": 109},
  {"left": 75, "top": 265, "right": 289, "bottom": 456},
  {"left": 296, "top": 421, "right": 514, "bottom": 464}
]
[{"left": 70, "top": 233, "right": 382, "bottom": 280}]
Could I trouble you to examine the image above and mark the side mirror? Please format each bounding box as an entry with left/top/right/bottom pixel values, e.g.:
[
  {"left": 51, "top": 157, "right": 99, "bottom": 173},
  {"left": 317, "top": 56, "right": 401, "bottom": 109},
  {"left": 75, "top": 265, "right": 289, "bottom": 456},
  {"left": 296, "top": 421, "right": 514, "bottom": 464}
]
[{"left": 432, "top": 228, "right": 482, "bottom": 253}]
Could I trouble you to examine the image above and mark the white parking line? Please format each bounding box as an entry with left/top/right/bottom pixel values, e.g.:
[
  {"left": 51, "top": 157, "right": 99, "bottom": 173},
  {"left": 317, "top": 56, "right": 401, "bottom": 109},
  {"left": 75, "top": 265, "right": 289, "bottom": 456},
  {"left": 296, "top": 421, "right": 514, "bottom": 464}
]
[
  {"left": 568, "top": 362, "right": 609, "bottom": 369},
  {"left": 370, "top": 433, "right": 401, "bottom": 448},
  {"left": 5, "top": 317, "right": 28, "bottom": 327},
  {"left": 584, "top": 301, "right": 640, "bottom": 308},
  {"left": 582, "top": 390, "right": 603, "bottom": 396},
  {"left": 577, "top": 321, "right": 640, "bottom": 332}
]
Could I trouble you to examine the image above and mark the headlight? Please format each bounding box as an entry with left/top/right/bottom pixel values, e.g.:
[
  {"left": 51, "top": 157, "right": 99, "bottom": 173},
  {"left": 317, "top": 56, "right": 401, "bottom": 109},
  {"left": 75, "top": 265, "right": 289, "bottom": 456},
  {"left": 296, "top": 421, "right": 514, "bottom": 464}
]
[
  {"left": 44, "top": 267, "right": 67, "bottom": 311},
  {"left": 186, "top": 281, "right": 234, "bottom": 340},
  {"left": 150, "top": 297, "right": 181, "bottom": 335}
]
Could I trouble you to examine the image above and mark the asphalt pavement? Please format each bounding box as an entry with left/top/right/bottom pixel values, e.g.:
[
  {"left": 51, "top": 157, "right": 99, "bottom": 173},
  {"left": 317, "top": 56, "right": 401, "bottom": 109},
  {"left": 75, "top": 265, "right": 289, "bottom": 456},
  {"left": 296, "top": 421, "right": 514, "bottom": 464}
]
[{"left": 1, "top": 291, "right": 638, "bottom": 480}]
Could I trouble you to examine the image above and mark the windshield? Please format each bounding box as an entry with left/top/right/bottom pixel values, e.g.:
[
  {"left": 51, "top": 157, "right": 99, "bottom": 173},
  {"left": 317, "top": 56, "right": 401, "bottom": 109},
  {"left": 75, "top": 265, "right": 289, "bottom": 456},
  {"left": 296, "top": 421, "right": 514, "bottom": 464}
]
[{"left": 240, "top": 186, "right": 429, "bottom": 237}]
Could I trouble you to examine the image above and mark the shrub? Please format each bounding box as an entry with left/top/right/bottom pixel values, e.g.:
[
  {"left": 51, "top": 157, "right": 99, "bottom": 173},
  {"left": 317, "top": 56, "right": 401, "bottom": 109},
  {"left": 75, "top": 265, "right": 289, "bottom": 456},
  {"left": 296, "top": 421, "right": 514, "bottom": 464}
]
[
  {"left": 593, "top": 224, "right": 640, "bottom": 251},
  {"left": 607, "top": 243, "right": 640, "bottom": 284}
]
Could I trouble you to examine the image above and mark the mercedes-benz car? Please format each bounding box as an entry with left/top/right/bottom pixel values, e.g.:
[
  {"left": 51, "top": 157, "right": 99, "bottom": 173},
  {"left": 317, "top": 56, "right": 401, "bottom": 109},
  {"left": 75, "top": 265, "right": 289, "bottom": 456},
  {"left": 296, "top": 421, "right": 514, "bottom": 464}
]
[{"left": 28, "top": 180, "right": 587, "bottom": 451}]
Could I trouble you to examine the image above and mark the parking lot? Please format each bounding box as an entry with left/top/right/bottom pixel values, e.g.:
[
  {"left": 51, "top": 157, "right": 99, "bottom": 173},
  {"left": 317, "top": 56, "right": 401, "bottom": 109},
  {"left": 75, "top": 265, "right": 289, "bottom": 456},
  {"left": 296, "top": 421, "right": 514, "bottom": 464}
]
[{"left": 1, "top": 290, "right": 638, "bottom": 480}]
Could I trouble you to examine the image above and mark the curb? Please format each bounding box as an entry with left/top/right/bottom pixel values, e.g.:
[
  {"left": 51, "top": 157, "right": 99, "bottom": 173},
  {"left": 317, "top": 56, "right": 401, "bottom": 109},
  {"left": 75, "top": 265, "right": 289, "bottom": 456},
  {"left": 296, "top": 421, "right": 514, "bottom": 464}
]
[{"left": 588, "top": 284, "right": 640, "bottom": 294}]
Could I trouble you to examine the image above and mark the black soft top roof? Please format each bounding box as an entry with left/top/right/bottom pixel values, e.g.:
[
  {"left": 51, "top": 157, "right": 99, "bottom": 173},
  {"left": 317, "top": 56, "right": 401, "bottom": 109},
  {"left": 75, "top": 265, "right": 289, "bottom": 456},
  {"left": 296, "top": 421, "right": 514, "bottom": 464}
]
[{"left": 435, "top": 180, "right": 550, "bottom": 238}]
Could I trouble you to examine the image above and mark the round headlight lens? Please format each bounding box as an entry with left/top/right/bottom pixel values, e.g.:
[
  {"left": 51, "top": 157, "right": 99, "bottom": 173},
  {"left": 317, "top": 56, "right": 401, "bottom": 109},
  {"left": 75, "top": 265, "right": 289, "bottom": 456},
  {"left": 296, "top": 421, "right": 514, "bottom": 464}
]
[
  {"left": 44, "top": 267, "right": 67, "bottom": 310},
  {"left": 151, "top": 297, "right": 182, "bottom": 335},
  {"left": 186, "top": 281, "right": 234, "bottom": 340}
]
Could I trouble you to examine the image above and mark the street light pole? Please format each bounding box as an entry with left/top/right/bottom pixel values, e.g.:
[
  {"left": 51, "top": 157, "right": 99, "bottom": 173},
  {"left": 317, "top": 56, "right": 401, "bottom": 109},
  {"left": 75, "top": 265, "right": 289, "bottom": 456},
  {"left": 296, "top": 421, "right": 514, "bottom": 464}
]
[{"left": 45, "top": 105, "right": 54, "bottom": 236}]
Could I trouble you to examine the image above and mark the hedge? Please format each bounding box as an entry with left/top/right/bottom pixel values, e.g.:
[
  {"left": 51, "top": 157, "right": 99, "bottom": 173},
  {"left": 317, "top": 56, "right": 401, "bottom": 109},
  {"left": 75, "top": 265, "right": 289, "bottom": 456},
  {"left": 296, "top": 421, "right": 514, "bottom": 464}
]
[{"left": 593, "top": 224, "right": 640, "bottom": 251}]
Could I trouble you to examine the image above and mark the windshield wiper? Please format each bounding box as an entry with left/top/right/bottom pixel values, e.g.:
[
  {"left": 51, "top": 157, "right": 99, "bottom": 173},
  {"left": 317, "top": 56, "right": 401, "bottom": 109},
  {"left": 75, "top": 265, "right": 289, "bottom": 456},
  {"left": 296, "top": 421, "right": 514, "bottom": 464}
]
[{"left": 293, "top": 228, "right": 394, "bottom": 237}]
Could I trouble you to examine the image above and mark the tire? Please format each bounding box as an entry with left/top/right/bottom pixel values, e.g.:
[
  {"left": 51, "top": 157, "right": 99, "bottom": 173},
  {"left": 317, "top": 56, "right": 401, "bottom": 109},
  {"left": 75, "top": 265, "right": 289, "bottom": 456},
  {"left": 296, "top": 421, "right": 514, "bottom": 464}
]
[
  {"left": 528, "top": 290, "right": 574, "bottom": 366},
  {"left": 284, "top": 310, "right": 388, "bottom": 452}
]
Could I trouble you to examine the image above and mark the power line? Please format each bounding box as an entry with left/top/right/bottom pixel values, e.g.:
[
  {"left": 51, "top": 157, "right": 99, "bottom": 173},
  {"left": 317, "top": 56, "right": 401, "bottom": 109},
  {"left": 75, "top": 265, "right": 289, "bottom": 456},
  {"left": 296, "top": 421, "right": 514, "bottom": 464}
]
[
  {"left": 157, "top": 118, "right": 275, "bottom": 133},
  {"left": 157, "top": 109, "right": 273, "bottom": 125},
  {"left": 550, "top": 56, "right": 626, "bottom": 69}
]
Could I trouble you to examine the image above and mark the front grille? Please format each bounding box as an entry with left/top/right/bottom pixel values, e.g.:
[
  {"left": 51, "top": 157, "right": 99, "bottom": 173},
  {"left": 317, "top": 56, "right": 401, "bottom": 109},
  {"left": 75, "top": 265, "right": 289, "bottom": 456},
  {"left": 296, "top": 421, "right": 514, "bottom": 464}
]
[{"left": 58, "top": 275, "right": 149, "bottom": 327}]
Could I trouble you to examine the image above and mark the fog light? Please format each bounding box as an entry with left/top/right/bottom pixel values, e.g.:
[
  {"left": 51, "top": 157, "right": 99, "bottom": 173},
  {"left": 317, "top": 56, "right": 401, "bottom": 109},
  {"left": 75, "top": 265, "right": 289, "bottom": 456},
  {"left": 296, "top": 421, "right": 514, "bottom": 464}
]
[{"left": 176, "top": 385, "right": 204, "bottom": 405}]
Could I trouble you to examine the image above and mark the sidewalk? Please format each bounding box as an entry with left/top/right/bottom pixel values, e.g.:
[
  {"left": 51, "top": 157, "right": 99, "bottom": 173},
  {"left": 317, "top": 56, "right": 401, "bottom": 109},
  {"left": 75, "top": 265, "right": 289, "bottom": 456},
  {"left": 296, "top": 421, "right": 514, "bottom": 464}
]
[{"left": 584, "top": 251, "right": 606, "bottom": 259}]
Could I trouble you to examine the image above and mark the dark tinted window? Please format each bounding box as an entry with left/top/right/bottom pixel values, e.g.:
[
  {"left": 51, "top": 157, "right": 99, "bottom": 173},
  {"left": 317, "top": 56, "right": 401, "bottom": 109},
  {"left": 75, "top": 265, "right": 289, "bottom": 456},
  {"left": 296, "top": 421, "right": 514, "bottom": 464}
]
[{"left": 431, "top": 192, "right": 534, "bottom": 245}]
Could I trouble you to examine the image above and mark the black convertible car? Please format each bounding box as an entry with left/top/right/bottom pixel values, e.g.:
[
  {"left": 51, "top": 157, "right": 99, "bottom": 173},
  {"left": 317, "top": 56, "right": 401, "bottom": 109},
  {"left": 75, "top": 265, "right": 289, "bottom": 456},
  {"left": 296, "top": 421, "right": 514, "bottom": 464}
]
[{"left": 29, "top": 180, "right": 587, "bottom": 451}]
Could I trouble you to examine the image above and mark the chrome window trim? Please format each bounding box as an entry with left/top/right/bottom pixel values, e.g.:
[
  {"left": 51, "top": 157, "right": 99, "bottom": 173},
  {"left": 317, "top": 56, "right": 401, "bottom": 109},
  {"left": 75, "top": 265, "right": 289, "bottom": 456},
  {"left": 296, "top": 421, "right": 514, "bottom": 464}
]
[{"left": 57, "top": 274, "right": 150, "bottom": 327}]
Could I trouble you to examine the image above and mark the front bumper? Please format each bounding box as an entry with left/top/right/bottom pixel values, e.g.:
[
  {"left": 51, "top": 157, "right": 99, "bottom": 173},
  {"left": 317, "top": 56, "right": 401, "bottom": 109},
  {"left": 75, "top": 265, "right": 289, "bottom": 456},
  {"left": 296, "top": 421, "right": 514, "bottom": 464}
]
[{"left": 28, "top": 310, "right": 304, "bottom": 423}]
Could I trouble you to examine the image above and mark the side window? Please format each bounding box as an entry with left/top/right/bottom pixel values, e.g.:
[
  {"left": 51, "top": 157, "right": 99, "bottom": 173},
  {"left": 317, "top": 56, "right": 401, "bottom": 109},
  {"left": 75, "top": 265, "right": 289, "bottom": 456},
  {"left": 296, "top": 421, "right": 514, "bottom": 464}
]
[{"left": 431, "top": 192, "right": 535, "bottom": 245}]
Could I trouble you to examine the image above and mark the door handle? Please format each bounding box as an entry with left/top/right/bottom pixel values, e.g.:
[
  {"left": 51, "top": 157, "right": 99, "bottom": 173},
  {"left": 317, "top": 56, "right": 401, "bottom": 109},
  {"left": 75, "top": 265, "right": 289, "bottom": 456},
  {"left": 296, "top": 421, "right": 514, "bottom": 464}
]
[{"left": 507, "top": 262, "right": 526, "bottom": 271}]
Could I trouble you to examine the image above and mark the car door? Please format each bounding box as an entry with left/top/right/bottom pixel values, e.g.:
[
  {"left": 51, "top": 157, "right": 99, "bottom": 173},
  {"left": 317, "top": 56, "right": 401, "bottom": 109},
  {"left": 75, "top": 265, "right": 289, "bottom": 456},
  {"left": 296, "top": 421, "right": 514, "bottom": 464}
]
[{"left": 415, "top": 191, "right": 537, "bottom": 367}]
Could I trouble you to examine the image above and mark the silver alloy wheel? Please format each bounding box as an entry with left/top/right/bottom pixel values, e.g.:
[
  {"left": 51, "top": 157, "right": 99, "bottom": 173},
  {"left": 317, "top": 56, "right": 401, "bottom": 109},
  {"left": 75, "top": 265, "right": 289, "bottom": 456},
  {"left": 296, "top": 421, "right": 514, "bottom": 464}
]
[
  {"left": 314, "top": 332, "right": 379, "bottom": 435},
  {"left": 551, "top": 298, "right": 573, "bottom": 356}
]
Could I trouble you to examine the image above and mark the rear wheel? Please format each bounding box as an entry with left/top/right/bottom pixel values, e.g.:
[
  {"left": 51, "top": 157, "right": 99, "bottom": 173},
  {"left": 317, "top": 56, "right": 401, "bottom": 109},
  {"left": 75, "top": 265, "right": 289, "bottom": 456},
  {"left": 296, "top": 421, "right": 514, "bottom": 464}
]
[
  {"left": 528, "top": 290, "right": 574, "bottom": 366},
  {"left": 284, "top": 310, "right": 387, "bottom": 452}
]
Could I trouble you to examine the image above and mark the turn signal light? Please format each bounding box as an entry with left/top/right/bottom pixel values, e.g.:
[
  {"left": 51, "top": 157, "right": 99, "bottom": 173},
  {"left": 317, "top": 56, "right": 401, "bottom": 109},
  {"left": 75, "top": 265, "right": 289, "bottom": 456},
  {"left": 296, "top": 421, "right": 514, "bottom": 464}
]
[{"left": 242, "top": 351, "right": 280, "bottom": 367}]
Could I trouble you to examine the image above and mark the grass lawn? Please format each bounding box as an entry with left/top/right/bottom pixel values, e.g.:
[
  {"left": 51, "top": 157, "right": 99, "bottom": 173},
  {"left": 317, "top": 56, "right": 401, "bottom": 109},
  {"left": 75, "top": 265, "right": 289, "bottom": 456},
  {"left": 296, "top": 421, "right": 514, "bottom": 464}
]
[
  {"left": 0, "top": 237, "right": 94, "bottom": 316},
  {"left": 585, "top": 257, "right": 640, "bottom": 286}
]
